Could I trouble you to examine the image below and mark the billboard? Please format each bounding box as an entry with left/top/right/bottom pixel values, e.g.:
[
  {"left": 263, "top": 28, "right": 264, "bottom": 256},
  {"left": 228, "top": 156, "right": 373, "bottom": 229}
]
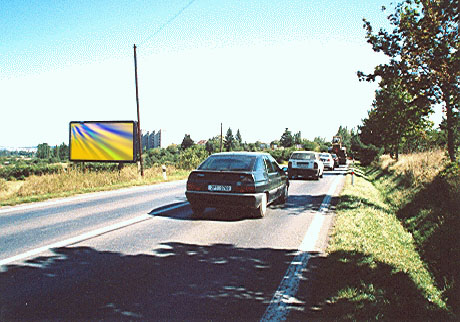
[{"left": 69, "top": 121, "right": 137, "bottom": 162}]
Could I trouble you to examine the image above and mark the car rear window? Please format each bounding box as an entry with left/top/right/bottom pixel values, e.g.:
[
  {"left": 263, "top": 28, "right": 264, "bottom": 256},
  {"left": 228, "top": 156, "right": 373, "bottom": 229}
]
[
  {"left": 290, "top": 152, "right": 315, "bottom": 160},
  {"left": 320, "top": 154, "right": 330, "bottom": 158},
  {"left": 198, "top": 155, "right": 257, "bottom": 171}
]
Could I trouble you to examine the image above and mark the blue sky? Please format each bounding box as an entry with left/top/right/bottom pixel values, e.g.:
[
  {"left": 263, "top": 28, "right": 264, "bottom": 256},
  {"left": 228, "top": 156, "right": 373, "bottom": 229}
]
[{"left": 1, "top": 0, "right": 414, "bottom": 147}]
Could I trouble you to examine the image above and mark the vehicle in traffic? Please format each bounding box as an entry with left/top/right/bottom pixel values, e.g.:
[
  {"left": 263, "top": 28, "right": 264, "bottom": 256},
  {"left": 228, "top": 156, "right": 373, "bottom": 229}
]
[
  {"left": 329, "top": 136, "right": 347, "bottom": 165},
  {"left": 287, "top": 151, "right": 324, "bottom": 180},
  {"left": 185, "top": 152, "right": 289, "bottom": 218},
  {"left": 320, "top": 153, "right": 335, "bottom": 170},
  {"left": 331, "top": 154, "right": 339, "bottom": 168}
]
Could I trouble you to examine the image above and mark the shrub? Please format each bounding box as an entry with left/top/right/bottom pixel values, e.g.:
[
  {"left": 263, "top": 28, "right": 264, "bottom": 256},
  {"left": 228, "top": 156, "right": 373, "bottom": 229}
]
[{"left": 177, "top": 145, "right": 209, "bottom": 170}]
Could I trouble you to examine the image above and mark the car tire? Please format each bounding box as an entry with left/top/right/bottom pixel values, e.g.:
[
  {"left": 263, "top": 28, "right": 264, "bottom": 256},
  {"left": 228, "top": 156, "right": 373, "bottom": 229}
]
[
  {"left": 254, "top": 193, "right": 267, "bottom": 218},
  {"left": 279, "top": 185, "right": 288, "bottom": 204}
]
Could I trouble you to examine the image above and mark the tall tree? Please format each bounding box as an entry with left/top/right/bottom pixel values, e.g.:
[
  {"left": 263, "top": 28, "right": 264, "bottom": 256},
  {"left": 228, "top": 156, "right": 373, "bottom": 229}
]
[
  {"left": 360, "top": 0, "right": 459, "bottom": 161},
  {"left": 181, "top": 134, "right": 194, "bottom": 150},
  {"left": 224, "top": 128, "right": 235, "bottom": 151},
  {"left": 361, "top": 74, "right": 432, "bottom": 159},
  {"left": 235, "top": 129, "right": 243, "bottom": 146},
  {"left": 36, "top": 143, "right": 51, "bottom": 159},
  {"left": 280, "top": 128, "right": 294, "bottom": 147}
]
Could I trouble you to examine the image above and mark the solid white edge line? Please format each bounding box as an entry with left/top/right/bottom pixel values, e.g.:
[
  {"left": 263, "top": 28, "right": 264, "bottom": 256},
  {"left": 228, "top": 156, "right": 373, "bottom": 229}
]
[
  {"left": 260, "top": 174, "right": 343, "bottom": 322},
  {"left": 0, "top": 202, "right": 190, "bottom": 267}
]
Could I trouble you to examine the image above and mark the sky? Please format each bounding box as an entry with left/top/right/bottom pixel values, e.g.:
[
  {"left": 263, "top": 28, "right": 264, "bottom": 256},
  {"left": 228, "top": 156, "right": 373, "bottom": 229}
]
[{"left": 1, "top": 0, "right": 432, "bottom": 148}]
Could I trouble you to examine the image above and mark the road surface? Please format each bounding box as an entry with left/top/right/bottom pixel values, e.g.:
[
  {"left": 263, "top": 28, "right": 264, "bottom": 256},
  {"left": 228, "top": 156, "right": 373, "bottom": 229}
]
[{"left": 0, "top": 167, "right": 347, "bottom": 321}]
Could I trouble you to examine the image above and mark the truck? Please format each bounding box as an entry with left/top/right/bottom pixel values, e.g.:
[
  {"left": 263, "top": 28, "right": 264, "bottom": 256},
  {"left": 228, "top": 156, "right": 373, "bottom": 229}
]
[{"left": 329, "top": 136, "right": 347, "bottom": 165}]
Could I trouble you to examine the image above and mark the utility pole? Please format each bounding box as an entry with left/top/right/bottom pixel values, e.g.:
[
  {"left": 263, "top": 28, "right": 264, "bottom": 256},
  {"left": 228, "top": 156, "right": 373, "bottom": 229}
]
[
  {"left": 220, "top": 123, "right": 223, "bottom": 152},
  {"left": 133, "top": 44, "right": 144, "bottom": 177}
]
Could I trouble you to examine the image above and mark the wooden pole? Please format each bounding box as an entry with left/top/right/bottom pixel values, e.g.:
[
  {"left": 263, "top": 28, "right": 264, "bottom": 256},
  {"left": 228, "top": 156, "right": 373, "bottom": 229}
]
[
  {"left": 220, "top": 123, "right": 223, "bottom": 152},
  {"left": 133, "top": 44, "right": 144, "bottom": 176}
]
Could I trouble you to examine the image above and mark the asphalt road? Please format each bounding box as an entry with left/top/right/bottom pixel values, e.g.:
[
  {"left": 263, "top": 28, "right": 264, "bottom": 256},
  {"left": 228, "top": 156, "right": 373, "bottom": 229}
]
[{"left": 0, "top": 166, "right": 347, "bottom": 321}]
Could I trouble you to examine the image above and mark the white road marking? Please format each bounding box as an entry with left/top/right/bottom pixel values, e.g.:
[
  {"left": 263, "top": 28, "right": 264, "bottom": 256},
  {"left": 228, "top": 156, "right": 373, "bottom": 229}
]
[
  {"left": 261, "top": 174, "right": 343, "bottom": 322},
  {"left": 0, "top": 202, "right": 189, "bottom": 267}
]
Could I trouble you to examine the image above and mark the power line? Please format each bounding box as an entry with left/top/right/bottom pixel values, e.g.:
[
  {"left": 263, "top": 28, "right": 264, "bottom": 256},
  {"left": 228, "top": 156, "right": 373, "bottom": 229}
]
[{"left": 139, "top": 0, "right": 198, "bottom": 47}]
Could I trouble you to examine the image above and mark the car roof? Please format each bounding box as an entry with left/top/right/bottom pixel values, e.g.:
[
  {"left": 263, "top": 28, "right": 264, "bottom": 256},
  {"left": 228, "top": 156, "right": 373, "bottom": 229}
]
[
  {"left": 291, "top": 151, "right": 317, "bottom": 154},
  {"left": 210, "top": 152, "right": 270, "bottom": 157}
]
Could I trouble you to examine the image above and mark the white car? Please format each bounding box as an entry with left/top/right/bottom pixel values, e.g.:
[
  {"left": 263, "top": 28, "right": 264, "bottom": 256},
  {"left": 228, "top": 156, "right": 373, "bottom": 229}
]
[
  {"left": 320, "top": 153, "right": 335, "bottom": 170},
  {"left": 288, "top": 151, "right": 324, "bottom": 180}
]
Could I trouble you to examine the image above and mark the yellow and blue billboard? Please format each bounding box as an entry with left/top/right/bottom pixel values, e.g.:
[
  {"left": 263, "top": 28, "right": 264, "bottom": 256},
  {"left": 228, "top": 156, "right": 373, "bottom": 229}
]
[{"left": 69, "top": 121, "right": 137, "bottom": 162}]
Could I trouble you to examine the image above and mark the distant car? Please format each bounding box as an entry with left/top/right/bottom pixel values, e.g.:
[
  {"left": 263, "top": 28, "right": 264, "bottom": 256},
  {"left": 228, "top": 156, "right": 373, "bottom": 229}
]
[
  {"left": 288, "top": 151, "right": 324, "bottom": 180},
  {"left": 185, "top": 152, "right": 289, "bottom": 218},
  {"left": 320, "top": 153, "right": 335, "bottom": 170},
  {"left": 331, "top": 154, "right": 339, "bottom": 168}
]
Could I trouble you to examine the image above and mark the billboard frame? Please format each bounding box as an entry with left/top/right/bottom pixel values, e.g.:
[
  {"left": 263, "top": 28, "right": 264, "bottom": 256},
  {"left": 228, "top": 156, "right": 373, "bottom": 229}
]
[{"left": 69, "top": 120, "right": 138, "bottom": 163}]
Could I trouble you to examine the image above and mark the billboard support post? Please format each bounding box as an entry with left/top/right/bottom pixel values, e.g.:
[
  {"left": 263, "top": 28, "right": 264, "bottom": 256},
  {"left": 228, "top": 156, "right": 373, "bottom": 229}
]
[{"left": 133, "top": 44, "right": 144, "bottom": 177}]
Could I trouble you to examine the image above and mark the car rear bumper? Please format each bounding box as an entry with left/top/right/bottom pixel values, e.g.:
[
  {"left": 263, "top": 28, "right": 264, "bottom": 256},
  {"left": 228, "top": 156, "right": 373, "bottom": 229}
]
[
  {"left": 288, "top": 168, "right": 319, "bottom": 178},
  {"left": 185, "top": 191, "right": 265, "bottom": 209}
]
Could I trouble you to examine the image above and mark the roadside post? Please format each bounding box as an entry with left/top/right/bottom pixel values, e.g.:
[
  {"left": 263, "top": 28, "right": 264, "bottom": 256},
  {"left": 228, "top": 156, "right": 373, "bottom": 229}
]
[
  {"left": 351, "top": 158, "right": 355, "bottom": 186},
  {"left": 162, "top": 164, "right": 167, "bottom": 180}
]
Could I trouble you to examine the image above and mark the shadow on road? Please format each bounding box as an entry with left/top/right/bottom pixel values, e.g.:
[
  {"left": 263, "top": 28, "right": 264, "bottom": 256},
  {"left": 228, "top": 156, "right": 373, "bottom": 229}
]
[
  {"left": 0, "top": 242, "right": 445, "bottom": 321},
  {"left": 148, "top": 194, "right": 339, "bottom": 222}
]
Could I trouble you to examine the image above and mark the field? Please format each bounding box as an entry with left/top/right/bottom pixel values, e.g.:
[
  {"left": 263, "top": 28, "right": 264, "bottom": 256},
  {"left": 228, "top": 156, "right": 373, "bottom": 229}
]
[{"left": 0, "top": 164, "right": 190, "bottom": 206}]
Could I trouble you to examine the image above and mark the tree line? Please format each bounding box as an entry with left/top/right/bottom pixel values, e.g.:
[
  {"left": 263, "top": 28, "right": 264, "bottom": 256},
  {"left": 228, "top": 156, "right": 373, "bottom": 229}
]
[{"left": 356, "top": 0, "right": 458, "bottom": 162}]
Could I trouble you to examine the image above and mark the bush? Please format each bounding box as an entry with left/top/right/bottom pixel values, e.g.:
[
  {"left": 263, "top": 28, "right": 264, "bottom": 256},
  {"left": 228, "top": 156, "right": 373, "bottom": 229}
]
[
  {"left": 0, "top": 163, "right": 63, "bottom": 180},
  {"left": 177, "top": 146, "right": 209, "bottom": 170}
]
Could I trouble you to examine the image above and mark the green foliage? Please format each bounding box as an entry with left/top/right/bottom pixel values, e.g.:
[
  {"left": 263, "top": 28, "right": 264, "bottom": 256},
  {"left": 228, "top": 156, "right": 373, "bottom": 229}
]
[
  {"left": 36, "top": 143, "right": 51, "bottom": 159},
  {"left": 180, "top": 134, "right": 194, "bottom": 150},
  {"left": 351, "top": 135, "right": 383, "bottom": 166},
  {"left": 177, "top": 145, "right": 209, "bottom": 170},
  {"left": 267, "top": 147, "right": 296, "bottom": 163},
  {"left": 280, "top": 128, "right": 294, "bottom": 147},
  {"left": 224, "top": 128, "right": 235, "bottom": 152},
  {"left": 144, "top": 147, "right": 178, "bottom": 168},
  {"left": 0, "top": 163, "right": 63, "bottom": 180},
  {"left": 360, "top": 0, "right": 459, "bottom": 161}
]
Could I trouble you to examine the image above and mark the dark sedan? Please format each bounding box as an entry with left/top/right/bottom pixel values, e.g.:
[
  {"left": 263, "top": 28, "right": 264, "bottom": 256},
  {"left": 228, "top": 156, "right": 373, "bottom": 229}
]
[{"left": 185, "top": 152, "right": 289, "bottom": 218}]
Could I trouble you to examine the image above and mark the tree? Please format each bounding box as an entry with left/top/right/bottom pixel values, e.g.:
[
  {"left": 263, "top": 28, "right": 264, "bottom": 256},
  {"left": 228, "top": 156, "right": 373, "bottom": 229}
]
[
  {"left": 205, "top": 136, "right": 221, "bottom": 154},
  {"left": 360, "top": 0, "right": 459, "bottom": 161},
  {"left": 294, "top": 131, "right": 302, "bottom": 145},
  {"left": 37, "top": 143, "right": 51, "bottom": 159},
  {"left": 235, "top": 129, "right": 242, "bottom": 146},
  {"left": 58, "top": 142, "right": 69, "bottom": 161},
  {"left": 280, "top": 128, "right": 294, "bottom": 147},
  {"left": 224, "top": 128, "right": 235, "bottom": 152},
  {"left": 360, "top": 74, "right": 433, "bottom": 159},
  {"left": 181, "top": 134, "right": 194, "bottom": 150}
]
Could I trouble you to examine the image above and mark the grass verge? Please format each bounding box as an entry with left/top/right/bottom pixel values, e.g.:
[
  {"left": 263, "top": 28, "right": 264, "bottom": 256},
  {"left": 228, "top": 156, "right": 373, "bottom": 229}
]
[
  {"left": 0, "top": 165, "right": 190, "bottom": 206},
  {"left": 302, "top": 156, "right": 454, "bottom": 320}
]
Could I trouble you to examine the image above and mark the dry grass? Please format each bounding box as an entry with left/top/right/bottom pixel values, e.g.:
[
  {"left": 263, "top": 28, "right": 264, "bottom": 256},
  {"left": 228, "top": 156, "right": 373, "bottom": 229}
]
[
  {"left": 376, "top": 151, "right": 447, "bottom": 208},
  {"left": 0, "top": 165, "right": 190, "bottom": 206},
  {"left": 381, "top": 150, "right": 447, "bottom": 187}
]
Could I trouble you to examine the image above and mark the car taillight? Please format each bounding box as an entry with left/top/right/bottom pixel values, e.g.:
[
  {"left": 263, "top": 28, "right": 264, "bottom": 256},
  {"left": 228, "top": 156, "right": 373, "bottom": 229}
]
[
  {"left": 327, "top": 158, "right": 330, "bottom": 162},
  {"left": 234, "top": 175, "right": 256, "bottom": 193},
  {"left": 187, "top": 181, "right": 204, "bottom": 191}
]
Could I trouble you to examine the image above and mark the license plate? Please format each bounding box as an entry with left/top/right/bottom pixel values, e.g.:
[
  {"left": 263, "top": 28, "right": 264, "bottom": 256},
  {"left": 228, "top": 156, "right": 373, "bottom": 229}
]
[
  {"left": 208, "top": 185, "right": 231, "bottom": 192},
  {"left": 298, "top": 162, "right": 311, "bottom": 169}
]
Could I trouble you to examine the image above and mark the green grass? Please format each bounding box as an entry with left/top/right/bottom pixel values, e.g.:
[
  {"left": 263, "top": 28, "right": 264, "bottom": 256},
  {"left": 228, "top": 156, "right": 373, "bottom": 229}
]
[{"left": 302, "top": 158, "right": 453, "bottom": 320}]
